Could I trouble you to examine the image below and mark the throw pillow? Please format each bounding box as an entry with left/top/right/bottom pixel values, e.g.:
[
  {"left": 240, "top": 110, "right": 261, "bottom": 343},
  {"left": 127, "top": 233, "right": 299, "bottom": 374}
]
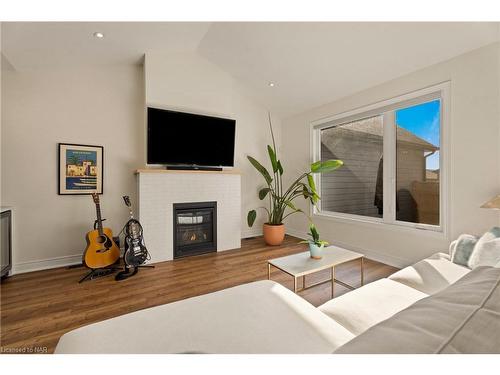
[
  {"left": 448, "top": 239, "right": 458, "bottom": 257},
  {"left": 468, "top": 227, "right": 500, "bottom": 269},
  {"left": 450, "top": 234, "right": 478, "bottom": 267}
]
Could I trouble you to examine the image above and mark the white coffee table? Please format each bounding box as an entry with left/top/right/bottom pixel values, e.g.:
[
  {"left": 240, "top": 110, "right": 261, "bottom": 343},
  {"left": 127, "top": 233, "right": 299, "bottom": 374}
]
[{"left": 267, "top": 246, "right": 364, "bottom": 298}]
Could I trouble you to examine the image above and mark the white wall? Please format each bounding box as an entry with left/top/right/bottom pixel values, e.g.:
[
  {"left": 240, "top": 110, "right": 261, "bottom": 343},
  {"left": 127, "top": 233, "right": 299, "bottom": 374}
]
[
  {"left": 144, "top": 52, "right": 281, "bottom": 238},
  {"left": 1, "top": 66, "right": 145, "bottom": 272},
  {"left": 1, "top": 52, "right": 280, "bottom": 272},
  {"left": 282, "top": 43, "right": 500, "bottom": 267}
]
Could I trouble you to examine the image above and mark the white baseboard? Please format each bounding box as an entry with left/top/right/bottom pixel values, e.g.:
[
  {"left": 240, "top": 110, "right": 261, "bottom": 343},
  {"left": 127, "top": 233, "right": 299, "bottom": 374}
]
[
  {"left": 9, "top": 228, "right": 408, "bottom": 275},
  {"left": 241, "top": 228, "right": 263, "bottom": 238},
  {"left": 10, "top": 231, "right": 263, "bottom": 274},
  {"left": 287, "top": 227, "right": 408, "bottom": 268},
  {"left": 286, "top": 227, "right": 308, "bottom": 240},
  {"left": 330, "top": 240, "right": 408, "bottom": 268},
  {"left": 11, "top": 254, "right": 82, "bottom": 275}
]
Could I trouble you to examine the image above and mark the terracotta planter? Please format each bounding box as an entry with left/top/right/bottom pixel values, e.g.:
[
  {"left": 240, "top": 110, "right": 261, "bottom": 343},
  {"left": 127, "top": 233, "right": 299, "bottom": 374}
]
[{"left": 263, "top": 223, "right": 285, "bottom": 246}]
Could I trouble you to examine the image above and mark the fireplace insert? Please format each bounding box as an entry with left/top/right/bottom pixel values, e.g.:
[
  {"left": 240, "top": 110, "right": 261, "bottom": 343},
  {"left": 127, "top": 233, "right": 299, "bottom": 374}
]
[{"left": 173, "top": 201, "right": 217, "bottom": 259}]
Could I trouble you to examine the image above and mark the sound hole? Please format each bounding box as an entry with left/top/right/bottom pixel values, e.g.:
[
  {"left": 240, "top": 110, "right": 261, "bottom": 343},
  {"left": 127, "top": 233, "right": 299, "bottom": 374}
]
[{"left": 97, "top": 235, "right": 107, "bottom": 244}]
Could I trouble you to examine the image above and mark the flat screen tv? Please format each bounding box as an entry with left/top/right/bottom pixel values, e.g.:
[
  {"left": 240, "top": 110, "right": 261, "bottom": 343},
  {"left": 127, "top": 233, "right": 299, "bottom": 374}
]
[{"left": 147, "top": 107, "right": 236, "bottom": 168}]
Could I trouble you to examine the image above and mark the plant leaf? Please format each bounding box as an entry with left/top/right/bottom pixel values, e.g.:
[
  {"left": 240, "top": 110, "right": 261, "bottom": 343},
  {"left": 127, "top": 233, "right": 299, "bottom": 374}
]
[
  {"left": 258, "top": 187, "right": 271, "bottom": 200},
  {"left": 284, "top": 200, "right": 303, "bottom": 217},
  {"left": 309, "top": 224, "right": 319, "bottom": 242},
  {"left": 247, "top": 156, "right": 273, "bottom": 185},
  {"left": 267, "top": 145, "right": 278, "bottom": 173},
  {"left": 307, "top": 174, "right": 317, "bottom": 195},
  {"left": 301, "top": 185, "right": 319, "bottom": 204},
  {"left": 306, "top": 224, "right": 327, "bottom": 246},
  {"left": 302, "top": 185, "right": 312, "bottom": 199},
  {"left": 277, "top": 160, "right": 283, "bottom": 175},
  {"left": 310, "top": 159, "right": 343, "bottom": 174},
  {"left": 247, "top": 210, "right": 257, "bottom": 227},
  {"left": 284, "top": 200, "right": 298, "bottom": 211},
  {"left": 311, "top": 192, "right": 320, "bottom": 204}
]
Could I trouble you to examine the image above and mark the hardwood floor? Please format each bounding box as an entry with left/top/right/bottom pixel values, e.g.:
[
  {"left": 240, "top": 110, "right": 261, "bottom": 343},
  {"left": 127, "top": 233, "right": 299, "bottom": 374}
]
[{"left": 0, "top": 236, "right": 398, "bottom": 354}]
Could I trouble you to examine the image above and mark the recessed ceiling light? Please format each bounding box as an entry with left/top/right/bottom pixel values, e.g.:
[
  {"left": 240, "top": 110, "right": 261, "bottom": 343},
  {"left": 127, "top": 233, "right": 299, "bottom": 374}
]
[
  {"left": 268, "top": 82, "right": 275, "bottom": 87},
  {"left": 93, "top": 32, "right": 105, "bottom": 39}
]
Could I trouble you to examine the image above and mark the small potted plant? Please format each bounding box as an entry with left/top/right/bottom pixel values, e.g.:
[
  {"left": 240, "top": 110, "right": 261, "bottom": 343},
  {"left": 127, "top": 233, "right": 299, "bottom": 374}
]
[{"left": 300, "top": 223, "right": 329, "bottom": 259}]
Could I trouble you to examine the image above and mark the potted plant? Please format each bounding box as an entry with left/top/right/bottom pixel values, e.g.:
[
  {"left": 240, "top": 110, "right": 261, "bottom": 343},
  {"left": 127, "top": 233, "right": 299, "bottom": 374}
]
[
  {"left": 300, "top": 223, "right": 329, "bottom": 259},
  {"left": 246, "top": 115, "right": 343, "bottom": 246}
]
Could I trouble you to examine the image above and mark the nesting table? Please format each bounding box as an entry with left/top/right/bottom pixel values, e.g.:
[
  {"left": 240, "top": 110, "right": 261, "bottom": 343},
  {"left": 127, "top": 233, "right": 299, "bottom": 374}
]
[{"left": 267, "top": 246, "right": 364, "bottom": 298}]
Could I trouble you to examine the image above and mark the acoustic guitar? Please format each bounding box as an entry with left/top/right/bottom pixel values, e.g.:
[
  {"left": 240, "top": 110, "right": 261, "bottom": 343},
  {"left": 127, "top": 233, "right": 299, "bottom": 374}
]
[{"left": 83, "top": 193, "right": 120, "bottom": 269}]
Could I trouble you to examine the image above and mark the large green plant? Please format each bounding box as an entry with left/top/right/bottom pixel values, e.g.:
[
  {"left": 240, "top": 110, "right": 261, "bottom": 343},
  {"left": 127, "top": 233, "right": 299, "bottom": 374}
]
[{"left": 247, "top": 115, "right": 343, "bottom": 227}]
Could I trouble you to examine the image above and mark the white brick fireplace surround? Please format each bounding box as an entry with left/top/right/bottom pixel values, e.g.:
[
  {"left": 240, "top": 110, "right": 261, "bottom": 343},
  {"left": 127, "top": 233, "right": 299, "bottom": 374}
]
[{"left": 137, "top": 169, "right": 241, "bottom": 263}]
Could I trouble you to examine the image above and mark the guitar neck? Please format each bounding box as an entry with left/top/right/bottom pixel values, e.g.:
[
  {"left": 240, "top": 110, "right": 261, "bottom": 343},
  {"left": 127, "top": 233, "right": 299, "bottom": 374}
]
[
  {"left": 95, "top": 202, "right": 104, "bottom": 236},
  {"left": 123, "top": 196, "right": 133, "bottom": 219}
]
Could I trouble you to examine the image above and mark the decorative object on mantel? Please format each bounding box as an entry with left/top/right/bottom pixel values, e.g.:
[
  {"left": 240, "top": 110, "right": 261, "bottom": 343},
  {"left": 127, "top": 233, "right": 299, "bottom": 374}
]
[
  {"left": 134, "top": 168, "right": 241, "bottom": 175},
  {"left": 481, "top": 194, "right": 500, "bottom": 209},
  {"left": 300, "top": 223, "right": 329, "bottom": 259},
  {"left": 246, "top": 114, "right": 343, "bottom": 246},
  {"left": 58, "top": 143, "right": 103, "bottom": 195}
]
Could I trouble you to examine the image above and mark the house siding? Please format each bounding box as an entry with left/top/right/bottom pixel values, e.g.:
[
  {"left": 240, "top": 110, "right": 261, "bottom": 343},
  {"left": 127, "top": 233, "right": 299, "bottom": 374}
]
[
  {"left": 320, "top": 126, "right": 435, "bottom": 222},
  {"left": 320, "top": 134, "right": 382, "bottom": 218}
]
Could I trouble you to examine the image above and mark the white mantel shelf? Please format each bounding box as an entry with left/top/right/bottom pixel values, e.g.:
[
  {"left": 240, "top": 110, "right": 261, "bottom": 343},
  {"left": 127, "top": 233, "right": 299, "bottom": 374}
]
[{"left": 135, "top": 168, "right": 241, "bottom": 175}]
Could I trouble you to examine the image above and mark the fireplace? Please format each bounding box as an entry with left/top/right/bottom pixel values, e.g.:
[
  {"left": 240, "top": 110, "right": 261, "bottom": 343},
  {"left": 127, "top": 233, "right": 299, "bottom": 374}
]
[{"left": 173, "top": 201, "right": 217, "bottom": 259}]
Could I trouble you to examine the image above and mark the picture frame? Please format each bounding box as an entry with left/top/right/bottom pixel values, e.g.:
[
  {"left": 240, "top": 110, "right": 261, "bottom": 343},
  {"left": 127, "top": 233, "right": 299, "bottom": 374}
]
[{"left": 58, "top": 143, "right": 104, "bottom": 195}]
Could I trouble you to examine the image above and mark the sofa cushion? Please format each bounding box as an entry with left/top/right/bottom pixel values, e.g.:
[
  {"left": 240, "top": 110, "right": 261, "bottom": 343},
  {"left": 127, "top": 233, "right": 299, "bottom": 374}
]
[
  {"left": 335, "top": 266, "right": 500, "bottom": 353},
  {"left": 55, "top": 280, "right": 355, "bottom": 354},
  {"left": 318, "top": 279, "right": 428, "bottom": 335},
  {"left": 468, "top": 227, "right": 500, "bottom": 269},
  {"left": 389, "top": 252, "right": 470, "bottom": 295}
]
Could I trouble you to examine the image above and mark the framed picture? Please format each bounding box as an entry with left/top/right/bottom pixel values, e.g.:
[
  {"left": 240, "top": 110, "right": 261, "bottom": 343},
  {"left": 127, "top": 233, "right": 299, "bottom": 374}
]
[{"left": 58, "top": 143, "right": 104, "bottom": 195}]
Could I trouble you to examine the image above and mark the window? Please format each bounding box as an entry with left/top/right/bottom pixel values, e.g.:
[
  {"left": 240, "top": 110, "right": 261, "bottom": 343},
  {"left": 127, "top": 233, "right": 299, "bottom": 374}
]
[
  {"left": 320, "top": 115, "right": 384, "bottom": 219},
  {"left": 312, "top": 83, "right": 447, "bottom": 232},
  {"left": 395, "top": 100, "right": 440, "bottom": 225}
]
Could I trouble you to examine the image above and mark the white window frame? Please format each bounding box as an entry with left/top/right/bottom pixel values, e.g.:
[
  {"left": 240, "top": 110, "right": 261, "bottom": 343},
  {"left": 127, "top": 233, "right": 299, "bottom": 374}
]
[{"left": 310, "top": 82, "right": 450, "bottom": 238}]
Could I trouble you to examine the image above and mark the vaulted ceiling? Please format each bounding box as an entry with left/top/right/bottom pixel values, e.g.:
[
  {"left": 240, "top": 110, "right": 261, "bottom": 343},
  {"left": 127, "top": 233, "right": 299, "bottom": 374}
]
[
  {"left": 2, "top": 22, "right": 499, "bottom": 117},
  {"left": 1, "top": 22, "right": 212, "bottom": 67}
]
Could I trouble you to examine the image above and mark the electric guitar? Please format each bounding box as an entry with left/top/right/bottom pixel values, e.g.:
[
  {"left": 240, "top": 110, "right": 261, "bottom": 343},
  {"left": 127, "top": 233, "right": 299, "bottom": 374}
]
[
  {"left": 122, "top": 196, "right": 149, "bottom": 267},
  {"left": 83, "top": 193, "right": 120, "bottom": 269}
]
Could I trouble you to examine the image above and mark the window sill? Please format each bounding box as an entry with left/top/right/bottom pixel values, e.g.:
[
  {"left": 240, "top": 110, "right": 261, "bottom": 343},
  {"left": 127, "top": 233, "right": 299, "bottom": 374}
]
[{"left": 312, "top": 211, "right": 448, "bottom": 240}]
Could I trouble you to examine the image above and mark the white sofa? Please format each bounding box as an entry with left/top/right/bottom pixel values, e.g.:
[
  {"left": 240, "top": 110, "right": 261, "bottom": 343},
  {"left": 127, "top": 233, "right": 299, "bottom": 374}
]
[
  {"left": 55, "top": 251, "right": 496, "bottom": 354},
  {"left": 55, "top": 280, "right": 355, "bottom": 354},
  {"left": 317, "top": 252, "right": 470, "bottom": 336}
]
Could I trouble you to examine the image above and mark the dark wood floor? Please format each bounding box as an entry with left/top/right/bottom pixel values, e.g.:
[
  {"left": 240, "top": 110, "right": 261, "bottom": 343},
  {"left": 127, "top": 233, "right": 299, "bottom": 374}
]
[{"left": 0, "top": 235, "right": 397, "bottom": 353}]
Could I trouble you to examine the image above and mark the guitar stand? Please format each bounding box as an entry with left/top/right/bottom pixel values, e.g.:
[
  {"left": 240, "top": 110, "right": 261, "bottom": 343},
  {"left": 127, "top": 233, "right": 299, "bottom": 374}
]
[
  {"left": 115, "top": 264, "right": 155, "bottom": 281},
  {"left": 79, "top": 266, "right": 121, "bottom": 283}
]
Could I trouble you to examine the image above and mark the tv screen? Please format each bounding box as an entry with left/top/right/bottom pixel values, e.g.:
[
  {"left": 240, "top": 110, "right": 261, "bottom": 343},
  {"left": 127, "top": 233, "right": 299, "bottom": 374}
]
[{"left": 147, "top": 107, "right": 236, "bottom": 167}]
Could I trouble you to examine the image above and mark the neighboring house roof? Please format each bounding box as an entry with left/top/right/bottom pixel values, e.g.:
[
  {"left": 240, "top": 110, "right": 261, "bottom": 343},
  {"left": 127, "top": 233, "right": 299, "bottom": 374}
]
[{"left": 322, "top": 116, "right": 439, "bottom": 152}]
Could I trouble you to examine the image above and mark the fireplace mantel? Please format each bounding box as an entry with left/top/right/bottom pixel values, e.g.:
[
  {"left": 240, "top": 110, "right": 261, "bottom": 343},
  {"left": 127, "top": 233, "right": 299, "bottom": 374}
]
[
  {"left": 135, "top": 168, "right": 241, "bottom": 175},
  {"left": 137, "top": 170, "right": 241, "bottom": 263}
]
